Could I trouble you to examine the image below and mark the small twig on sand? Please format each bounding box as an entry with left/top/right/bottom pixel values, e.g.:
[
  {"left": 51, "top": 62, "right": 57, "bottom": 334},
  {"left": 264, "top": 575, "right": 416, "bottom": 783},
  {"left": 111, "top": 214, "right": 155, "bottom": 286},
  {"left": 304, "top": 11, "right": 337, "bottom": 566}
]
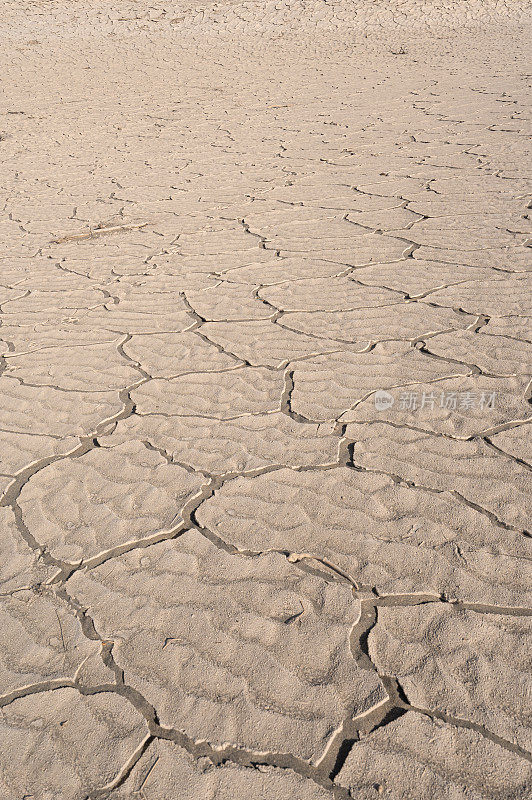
[
  {"left": 51, "top": 222, "right": 148, "bottom": 244},
  {"left": 55, "top": 609, "right": 67, "bottom": 652}
]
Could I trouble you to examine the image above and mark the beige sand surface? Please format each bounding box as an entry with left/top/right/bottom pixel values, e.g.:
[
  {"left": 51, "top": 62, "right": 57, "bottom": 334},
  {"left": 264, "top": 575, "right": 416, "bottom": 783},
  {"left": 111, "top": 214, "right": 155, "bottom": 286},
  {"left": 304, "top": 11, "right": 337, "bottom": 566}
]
[{"left": 0, "top": 2, "right": 531, "bottom": 798}]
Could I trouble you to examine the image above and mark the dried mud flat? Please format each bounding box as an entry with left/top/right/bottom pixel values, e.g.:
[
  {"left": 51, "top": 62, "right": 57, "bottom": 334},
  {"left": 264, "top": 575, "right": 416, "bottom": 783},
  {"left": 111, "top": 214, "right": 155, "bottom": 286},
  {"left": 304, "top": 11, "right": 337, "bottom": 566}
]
[{"left": 0, "top": 2, "right": 531, "bottom": 798}]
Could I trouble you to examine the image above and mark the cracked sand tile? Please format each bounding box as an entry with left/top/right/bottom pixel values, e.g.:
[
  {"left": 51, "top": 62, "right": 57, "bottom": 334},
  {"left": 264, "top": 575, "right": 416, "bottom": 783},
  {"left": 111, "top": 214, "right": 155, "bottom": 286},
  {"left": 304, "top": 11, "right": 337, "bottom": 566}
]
[
  {"left": 489, "top": 425, "right": 532, "bottom": 464},
  {"left": 185, "top": 282, "right": 275, "bottom": 320},
  {"left": 113, "top": 739, "right": 332, "bottom": 800},
  {"left": 0, "top": 377, "right": 123, "bottom": 438},
  {"left": 17, "top": 441, "right": 204, "bottom": 564},
  {"left": 266, "top": 184, "right": 405, "bottom": 211},
  {"left": 0, "top": 506, "right": 50, "bottom": 594},
  {"left": 348, "top": 422, "right": 531, "bottom": 530},
  {"left": 0, "top": 288, "right": 108, "bottom": 327},
  {"left": 276, "top": 234, "right": 411, "bottom": 265},
  {"left": 0, "top": 689, "right": 147, "bottom": 800},
  {"left": 337, "top": 712, "right": 531, "bottom": 800},
  {"left": 149, "top": 247, "right": 275, "bottom": 276},
  {"left": 423, "top": 329, "right": 532, "bottom": 376},
  {"left": 199, "top": 319, "right": 362, "bottom": 367},
  {"left": 290, "top": 343, "right": 469, "bottom": 421},
  {"left": 345, "top": 206, "right": 424, "bottom": 230},
  {"left": 482, "top": 315, "right": 531, "bottom": 342},
  {"left": 177, "top": 228, "right": 261, "bottom": 255},
  {"left": 343, "top": 374, "right": 532, "bottom": 437},
  {"left": 0, "top": 430, "right": 80, "bottom": 484},
  {"left": 196, "top": 467, "right": 531, "bottom": 606},
  {"left": 221, "top": 255, "right": 353, "bottom": 285},
  {"left": 420, "top": 275, "right": 531, "bottom": 316},
  {"left": 260, "top": 277, "right": 400, "bottom": 312},
  {"left": 112, "top": 272, "right": 217, "bottom": 297},
  {"left": 80, "top": 299, "right": 193, "bottom": 335},
  {"left": 3, "top": 342, "right": 141, "bottom": 391},
  {"left": 122, "top": 330, "right": 240, "bottom": 377},
  {"left": 131, "top": 366, "right": 285, "bottom": 417},
  {"left": 412, "top": 244, "right": 531, "bottom": 271},
  {"left": 0, "top": 586, "right": 98, "bottom": 695},
  {"left": 405, "top": 218, "right": 523, "bottom": 249},
  {"left": 280, "top": 303, "right": 475, "bottom": 344},
  {"left": 368, "top": 604, "right": 532, "bottom": 752},
  {"left": 0, "top": 327, "right": 122, "bottom": 354},
  {"left": 67, "top": 529, "right": 387, "bottom": 762},
  {"left": 104, "top": 411, "right": 339, "bottom": 473},
  {"left": 351, "top": 259, "right": 495, "bottom": 297}
]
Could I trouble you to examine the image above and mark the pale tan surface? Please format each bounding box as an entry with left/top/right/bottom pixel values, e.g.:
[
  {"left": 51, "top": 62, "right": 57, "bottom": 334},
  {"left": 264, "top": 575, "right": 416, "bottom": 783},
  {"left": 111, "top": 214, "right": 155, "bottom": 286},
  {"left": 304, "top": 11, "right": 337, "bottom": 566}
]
[{"left": 0, "top": 2, "right": 531, "bottom": 799}]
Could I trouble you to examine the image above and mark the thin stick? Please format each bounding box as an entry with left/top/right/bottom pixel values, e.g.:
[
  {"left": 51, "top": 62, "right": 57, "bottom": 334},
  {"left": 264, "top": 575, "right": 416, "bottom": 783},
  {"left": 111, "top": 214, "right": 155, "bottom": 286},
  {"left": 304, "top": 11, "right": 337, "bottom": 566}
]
[
  {"left": 54, "top": 609, "right": 67, "bottom": 652},
  {"left": 51, "top": 222, "right": 148, "bottom": 244}
]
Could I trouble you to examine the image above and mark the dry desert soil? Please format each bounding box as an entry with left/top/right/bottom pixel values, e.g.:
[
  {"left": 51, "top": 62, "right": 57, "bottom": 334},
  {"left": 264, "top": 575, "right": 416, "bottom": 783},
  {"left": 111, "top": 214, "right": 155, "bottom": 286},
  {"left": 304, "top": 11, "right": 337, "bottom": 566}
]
[{"left": 0, "top": 2, "right": 531, "bottom": 798}]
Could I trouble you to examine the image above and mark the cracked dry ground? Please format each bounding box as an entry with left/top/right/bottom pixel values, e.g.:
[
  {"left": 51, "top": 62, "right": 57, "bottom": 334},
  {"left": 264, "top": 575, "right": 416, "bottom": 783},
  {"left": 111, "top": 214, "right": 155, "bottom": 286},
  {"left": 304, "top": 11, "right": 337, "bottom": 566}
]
[{"left": 0, "top": 3, "right": 531, "bottom": 799}]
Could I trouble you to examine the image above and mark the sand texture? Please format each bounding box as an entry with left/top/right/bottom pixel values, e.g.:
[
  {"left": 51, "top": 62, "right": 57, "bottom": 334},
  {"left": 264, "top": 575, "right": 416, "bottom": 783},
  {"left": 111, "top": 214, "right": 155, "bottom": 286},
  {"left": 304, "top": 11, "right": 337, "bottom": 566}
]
[{"left": 0, "top": 2, "right": 531, "bottom": 798}]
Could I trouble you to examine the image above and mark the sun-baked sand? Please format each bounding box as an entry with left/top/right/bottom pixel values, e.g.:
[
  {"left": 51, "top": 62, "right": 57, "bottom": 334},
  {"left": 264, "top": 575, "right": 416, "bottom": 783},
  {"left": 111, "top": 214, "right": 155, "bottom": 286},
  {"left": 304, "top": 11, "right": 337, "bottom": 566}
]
[{"left": 0, "top": 2, "right": 531, "bottom": 798}]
